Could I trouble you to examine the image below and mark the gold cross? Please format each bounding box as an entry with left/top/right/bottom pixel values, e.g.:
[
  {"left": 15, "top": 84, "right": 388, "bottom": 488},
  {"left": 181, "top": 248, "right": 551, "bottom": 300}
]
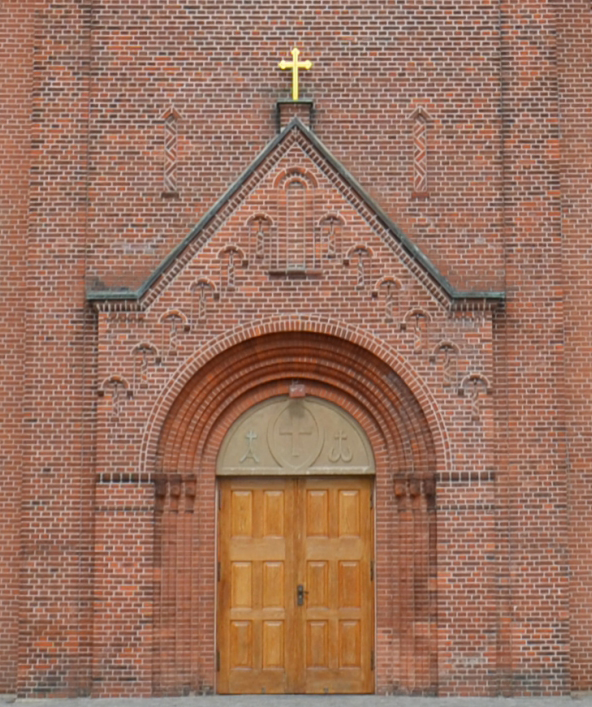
[{"left": 279, "top": 47, "right": 312, "bottom": 101}]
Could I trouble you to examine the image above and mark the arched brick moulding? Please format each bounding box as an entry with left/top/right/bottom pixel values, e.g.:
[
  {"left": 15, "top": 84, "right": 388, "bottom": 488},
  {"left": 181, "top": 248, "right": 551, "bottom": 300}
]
[
  {"left": 158, "top": 346, "right": 429, "bottom": 476},
  {"left": 140, "top": 316, "right": 449, "bottom": 476},
  {"left": 148, "top": 318, "right": 447, "bottom": 695}
]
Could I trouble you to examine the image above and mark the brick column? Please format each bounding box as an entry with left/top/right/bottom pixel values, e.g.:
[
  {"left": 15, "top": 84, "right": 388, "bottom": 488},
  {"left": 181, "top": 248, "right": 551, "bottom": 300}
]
[
  {"left": 437, "top": 475, "right": 498, "bottom": 696},
  {"left": 498, "top": 0, "right": 568, "bottom": 694},
  {"left": 92, "top": 481, "right": 154, "bottom": 697}
]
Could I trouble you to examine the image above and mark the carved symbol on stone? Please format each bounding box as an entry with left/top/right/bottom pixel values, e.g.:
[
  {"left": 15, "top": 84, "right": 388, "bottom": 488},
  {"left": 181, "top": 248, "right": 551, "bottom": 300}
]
[
  {"left": 217, "top": 397, "right": 374, "bottom": 476},
  {"left": 269, "top": 400, "right": 323, "bottom": 471},
  {"left": 240, "top": 430, "right": 260, "bottom": 464},
  {"left": 280, "top": 414, "right": 313, "bottom": 457},
  {"left": 329, "top": 430, "right": 353, "bottom": 463}
]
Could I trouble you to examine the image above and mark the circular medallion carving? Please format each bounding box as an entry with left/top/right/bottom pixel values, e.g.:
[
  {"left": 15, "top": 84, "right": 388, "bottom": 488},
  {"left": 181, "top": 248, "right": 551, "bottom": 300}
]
[{"left": 268, "top": 400, "right": 324, "bottom": 471}]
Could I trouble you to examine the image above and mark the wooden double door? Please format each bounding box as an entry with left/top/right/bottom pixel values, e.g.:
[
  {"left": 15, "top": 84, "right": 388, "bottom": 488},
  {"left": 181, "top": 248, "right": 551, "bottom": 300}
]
[{"left": 217, "top": 476, "right": 374, "bottom": 694}]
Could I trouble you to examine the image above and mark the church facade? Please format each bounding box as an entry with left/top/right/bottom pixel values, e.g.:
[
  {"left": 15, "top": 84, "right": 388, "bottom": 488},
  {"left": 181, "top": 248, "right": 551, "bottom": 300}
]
[{"left": 1, "top": 0, "right": 591, "bottom": 698}]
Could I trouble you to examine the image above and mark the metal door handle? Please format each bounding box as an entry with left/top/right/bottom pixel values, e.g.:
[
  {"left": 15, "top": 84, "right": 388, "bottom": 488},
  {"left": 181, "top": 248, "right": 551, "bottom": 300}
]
[{"left": 297, "top": 584, "right": 308, "bottom": 606}]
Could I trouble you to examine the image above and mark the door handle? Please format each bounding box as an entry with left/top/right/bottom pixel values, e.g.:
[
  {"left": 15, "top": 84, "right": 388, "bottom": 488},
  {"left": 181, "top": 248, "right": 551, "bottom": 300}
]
[{"left": 297, "top": 584, "right": 308, "bottom": 606}]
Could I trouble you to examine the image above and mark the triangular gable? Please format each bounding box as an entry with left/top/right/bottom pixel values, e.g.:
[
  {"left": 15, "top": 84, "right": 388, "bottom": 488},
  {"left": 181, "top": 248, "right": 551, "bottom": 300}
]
[{"left": 87, "top": 118, "right": 504, "bottom": 310}]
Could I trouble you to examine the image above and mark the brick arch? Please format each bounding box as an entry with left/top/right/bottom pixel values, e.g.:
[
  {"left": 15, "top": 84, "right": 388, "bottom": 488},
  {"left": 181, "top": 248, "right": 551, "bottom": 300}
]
[
  {"left": 140, "top": 316, "right": 449, "bottom": 476},
  {"left": 151, "top": 323, "right": 441, "bottom": 695},
  {"left": 155, "top": 331, "right": 437, "bottom": 479}
]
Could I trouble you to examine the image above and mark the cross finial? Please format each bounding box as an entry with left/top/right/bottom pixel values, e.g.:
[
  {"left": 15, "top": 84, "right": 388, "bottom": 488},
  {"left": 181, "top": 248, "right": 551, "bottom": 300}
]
[{"left": 279, "top": 47, "right": 312, "bottom": 101}]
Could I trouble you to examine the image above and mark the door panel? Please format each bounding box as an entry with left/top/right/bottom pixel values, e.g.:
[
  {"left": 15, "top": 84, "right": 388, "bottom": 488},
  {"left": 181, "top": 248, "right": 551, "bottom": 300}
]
[
  {"left": 298, "top": 478, "right": 373, "bottom": 693},
  {"left": 218, "top": 476, "right": 373, "bottom": 694},
  {"left": 218, "top": 479, "right": 295, "bottom": 694}
]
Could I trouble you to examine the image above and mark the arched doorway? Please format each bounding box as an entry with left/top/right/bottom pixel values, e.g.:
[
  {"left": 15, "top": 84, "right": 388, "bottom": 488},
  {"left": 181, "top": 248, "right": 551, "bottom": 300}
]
[
  {"left": 150, "top": 328, "right": 440, "bottom": 696},
  {"left": 216, "top": 396, "right": 375, "bottom": 694}
]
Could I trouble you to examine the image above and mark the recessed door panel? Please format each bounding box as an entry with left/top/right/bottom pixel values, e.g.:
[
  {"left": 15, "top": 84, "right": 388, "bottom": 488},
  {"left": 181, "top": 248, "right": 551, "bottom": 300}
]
[
  {"left": 231, "top": 491, "right": 253, "bottom": 537},
  {"left": 339, "top": 561, "right": 361, "bottom": 608},
  {"left": 262, "top": 620, "right": 285, "bottom": 669},
  {"left": 262, "top": 490, "right": 285, "bottom": 537},
  {"left": 307, "top": 561, "right": 329, "bottom": 609},
  {"left": 339, "top": 620, "right": 361, "bottom": 668},
  {"left": 306, "top": 489, "right": 329, "bottom": 536},
  {"left": 230, "top": 621, "right": 253, "bottom": 669},
  {"left": 231, "top": 562, "right": 253, "bottom": 609},
  {"left": 262, "top": 562, "right": 284, "bottom": 608}
]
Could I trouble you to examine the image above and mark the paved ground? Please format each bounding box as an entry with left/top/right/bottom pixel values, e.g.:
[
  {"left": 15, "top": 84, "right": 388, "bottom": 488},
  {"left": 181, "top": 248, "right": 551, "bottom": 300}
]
[{"left": 4, "top": 696, "right": 592, "bottom": 707}]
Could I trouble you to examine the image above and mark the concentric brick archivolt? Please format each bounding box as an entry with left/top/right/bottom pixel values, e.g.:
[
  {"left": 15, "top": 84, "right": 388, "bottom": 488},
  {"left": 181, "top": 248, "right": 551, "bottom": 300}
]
[
  {"left": 148, "top": 318, "right": 444, "bottom": 695},
  {"left": 139, "top": 316, "right": 449, "bottom": 478}
]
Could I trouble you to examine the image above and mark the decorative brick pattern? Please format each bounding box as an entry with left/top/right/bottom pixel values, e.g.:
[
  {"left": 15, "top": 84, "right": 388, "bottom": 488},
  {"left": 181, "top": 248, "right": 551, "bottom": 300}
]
[
  {"left": 410, "top": 108, "right": 431, "bottom": 197},
  {"left": 162, "top": 109, "right": 180, "bottom": 197}
]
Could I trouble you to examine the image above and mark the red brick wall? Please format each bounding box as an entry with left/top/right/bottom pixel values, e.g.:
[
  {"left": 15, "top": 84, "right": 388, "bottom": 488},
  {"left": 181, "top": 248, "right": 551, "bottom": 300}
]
[
  {"left": 15, "top": 1, "right": 95, "bottom": 697},
  {"left": 498, "top": 0, "right": 568, "bottom": 694},
  {"left": 558, "top": 0, "right": 592, "bottom": 692},
  {"left": 0, "top": 1, "right": 34, "bottom": 693},
  {"left": 84, "top": 0, "right": 504, "bottom": 293},
  {"left": 437, "top": 477, "right": 497, "bottom": 696},
  {"left": 1, "top": 0, "right": 587, "bottom": 698}
]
